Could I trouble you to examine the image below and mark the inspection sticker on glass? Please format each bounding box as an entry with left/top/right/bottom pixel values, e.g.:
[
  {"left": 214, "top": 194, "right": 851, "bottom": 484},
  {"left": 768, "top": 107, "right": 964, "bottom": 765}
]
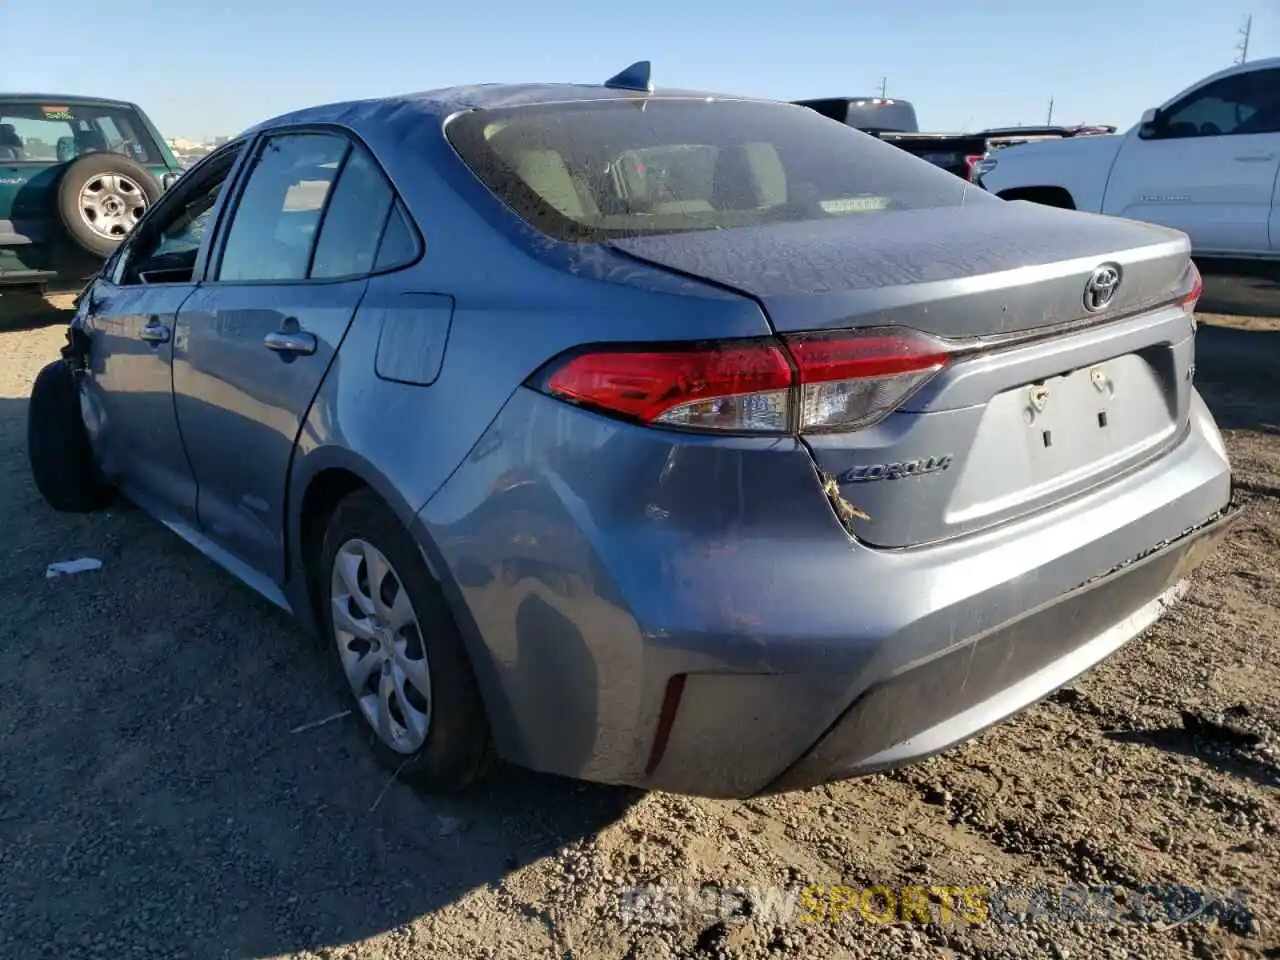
[{"left": 821, "top": 195, "right": 891, "bottom": 214}]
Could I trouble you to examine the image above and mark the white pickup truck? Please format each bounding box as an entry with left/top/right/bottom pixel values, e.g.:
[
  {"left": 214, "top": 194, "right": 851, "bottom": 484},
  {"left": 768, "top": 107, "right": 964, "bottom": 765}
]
[{"left": 975, "top": 58, "right": 1280, "bottom": 259}]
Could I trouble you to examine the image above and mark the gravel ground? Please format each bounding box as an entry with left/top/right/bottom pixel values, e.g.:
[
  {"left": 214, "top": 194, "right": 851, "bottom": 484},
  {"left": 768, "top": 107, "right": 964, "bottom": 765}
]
[{"left": 0, "top": 276, "right": 1277, "bottom": 960}]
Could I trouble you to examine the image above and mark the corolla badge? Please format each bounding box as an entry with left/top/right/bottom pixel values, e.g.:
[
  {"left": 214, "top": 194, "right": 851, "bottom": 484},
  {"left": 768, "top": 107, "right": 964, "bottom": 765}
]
[
  {"left": 1083, "top": 263, "right": 1121, "bottom": 312},
  {"left": 837, "top": 454, "right": 953, "bottom": 483}
]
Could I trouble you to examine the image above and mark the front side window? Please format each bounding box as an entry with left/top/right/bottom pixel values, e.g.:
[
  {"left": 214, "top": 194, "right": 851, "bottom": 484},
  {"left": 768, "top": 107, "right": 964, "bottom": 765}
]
[
  {"left": 445, "top": 97, "right": 988, "bottom": 243},
  {"left": 1161, "top": 69, "right": 1280, "bottom": 138},
  {"left": 118, "top": 143, "right": 244, "bottom": 285},
  {"left": 216, "top": 133, "right": 347, "bottom": 282},
  {"left": 0, "top": 101, "right": 164, "bottom": 163}
]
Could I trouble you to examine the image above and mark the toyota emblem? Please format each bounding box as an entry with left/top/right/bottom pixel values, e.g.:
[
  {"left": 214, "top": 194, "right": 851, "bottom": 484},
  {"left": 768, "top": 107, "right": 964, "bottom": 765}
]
[{"left": 1083, "top": 264, "right": 1121, "bottom": 312}]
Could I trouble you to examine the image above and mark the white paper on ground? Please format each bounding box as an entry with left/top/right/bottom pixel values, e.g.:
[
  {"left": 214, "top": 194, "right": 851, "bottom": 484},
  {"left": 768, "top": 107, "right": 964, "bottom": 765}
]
[{"left": 45, "top": 557, "right": 104, "bottom": 578}]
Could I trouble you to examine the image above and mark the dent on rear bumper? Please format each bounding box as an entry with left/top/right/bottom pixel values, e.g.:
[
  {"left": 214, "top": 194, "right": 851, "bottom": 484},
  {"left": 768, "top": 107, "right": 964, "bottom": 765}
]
[{"left": 416, "top": 387, "right": 1232, "bottom": 798}]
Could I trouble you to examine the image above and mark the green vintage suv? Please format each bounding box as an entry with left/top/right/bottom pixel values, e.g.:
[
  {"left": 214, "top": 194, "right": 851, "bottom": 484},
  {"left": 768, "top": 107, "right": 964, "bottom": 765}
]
[{"left": 0, "top": 94, "right": 182, "bottom": 289}]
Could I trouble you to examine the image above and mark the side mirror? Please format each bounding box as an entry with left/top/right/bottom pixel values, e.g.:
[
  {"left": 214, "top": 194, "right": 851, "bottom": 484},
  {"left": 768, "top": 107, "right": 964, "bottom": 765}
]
[
  {"left": 161, "top": 171, "right": 182, "bottom": 190},
  {"left": 1138, "top": 107, "right": 1162, "bottom": 140}
]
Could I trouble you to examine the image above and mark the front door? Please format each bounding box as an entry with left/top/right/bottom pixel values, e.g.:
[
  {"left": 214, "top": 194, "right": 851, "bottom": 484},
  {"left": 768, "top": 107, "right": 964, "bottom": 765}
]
[
  {"left": 1103, "top": 67, "right": 1280, "bottom": 255},
  {"left": 172, "top": 130, "right": 400, "bottom": 580},
  {"left": 78, "top": 144, "right": 244, "bottom": 523}
]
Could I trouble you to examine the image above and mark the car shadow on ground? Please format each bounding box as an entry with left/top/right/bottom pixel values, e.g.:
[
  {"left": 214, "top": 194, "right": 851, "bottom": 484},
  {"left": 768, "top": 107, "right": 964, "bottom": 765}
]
[
  {"left": 1103, "top": 727, "right": 1279, "bottom": 790},
  {"left": 0, "top": 392, "right": 643, "bottom": 959},
  {"left": 1192, "top": 321, "right": 1280, "bottom": 435},
  {"left": 1198, "top": 259, "right": 1280, "bottom": 319},
  {"left": 1113, "top": 270, "right": 1280, "bottom": 787},
  {"left": 0, "top": 290, "right": 76, "bottom": 332}
]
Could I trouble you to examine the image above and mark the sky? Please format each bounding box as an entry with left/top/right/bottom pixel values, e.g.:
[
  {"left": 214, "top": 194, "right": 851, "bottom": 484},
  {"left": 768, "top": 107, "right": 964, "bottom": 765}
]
[{"left": 5, "top": 0, "right": 1276, "bottom": 141}]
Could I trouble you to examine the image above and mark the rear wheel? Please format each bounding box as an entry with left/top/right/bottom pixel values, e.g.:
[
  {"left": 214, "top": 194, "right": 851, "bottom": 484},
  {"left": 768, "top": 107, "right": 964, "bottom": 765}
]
[
  {"left": 27, "top": 359, "right": 113, "bottom": 512},
  {"left": 319, "top": 488, "right": 494, "bottom": 791}
]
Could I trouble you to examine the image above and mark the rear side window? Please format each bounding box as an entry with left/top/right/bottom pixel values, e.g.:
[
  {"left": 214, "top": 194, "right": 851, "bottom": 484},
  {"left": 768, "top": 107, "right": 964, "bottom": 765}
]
[
  {"left": 374, "top": 201, "right": 419, "bottom": 270},
  {"left": 310, "top": 145, "right": 394, "bottom": 278},
  {"left": 445, "top": 98, "right": 981, "bottom": 243}
]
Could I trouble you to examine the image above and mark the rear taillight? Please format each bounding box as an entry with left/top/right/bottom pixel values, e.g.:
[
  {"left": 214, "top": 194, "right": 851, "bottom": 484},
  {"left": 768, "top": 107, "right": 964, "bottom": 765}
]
[
  {"left": 964, "top": 155, "right": 984, "bottom": 182},
  {"left": 1180, "top": 260, "right": 1202, "bottom": 315},
  {"left": 543, "top": 340, "right": 793, "bottom": 432},
  {"left": 537, "top": 328, "right": 952, "bottom": 435},
  {"left": 787, "top": 330, "right": 951, "bottom": 431}
]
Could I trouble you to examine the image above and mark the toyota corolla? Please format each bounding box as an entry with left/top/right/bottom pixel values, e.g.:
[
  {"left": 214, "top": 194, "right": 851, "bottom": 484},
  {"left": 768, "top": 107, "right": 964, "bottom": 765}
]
[{"left": 27, "top": 63, "right": 1236, "bottom": 798}]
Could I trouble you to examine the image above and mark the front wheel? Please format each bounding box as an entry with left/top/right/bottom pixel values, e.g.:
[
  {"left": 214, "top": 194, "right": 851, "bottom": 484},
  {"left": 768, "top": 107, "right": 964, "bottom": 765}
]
[
  {"left": 27, "top": 359, "right": 113, "bottom": 512},
  {"left": 320, "top": 489, "right": 494, "bottom": 792}
]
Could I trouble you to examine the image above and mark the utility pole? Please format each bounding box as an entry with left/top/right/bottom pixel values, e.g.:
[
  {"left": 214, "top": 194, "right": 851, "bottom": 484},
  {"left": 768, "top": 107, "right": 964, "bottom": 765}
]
[
  {"left": 877, "top": 77, "right": 887, "bottom": 98},
  {"left": 1236, "top": 15, "right": 1252, "bottom": 64},
  {"left": 1047, "top": 97, "right": 1055, "bottom": 124}
]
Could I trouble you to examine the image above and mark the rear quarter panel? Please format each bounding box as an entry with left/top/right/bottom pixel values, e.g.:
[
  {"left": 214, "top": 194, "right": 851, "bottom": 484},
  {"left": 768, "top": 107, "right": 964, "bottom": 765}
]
[
  {"left": 283, "top": 113, "right": 774, "bottom": 607},
  {"left": 287, "top": 117, "right": 777, "bottom": 516},
  {"left": 281, "top": 117, "right": 786, "bottom": 758}
]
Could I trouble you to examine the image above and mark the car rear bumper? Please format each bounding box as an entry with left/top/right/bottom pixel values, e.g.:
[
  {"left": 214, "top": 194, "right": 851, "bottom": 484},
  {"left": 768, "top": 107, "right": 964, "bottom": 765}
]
[
  {"left": 762, "top": 501, "right": 1236, "bottom": 793},
  {"left": 416, "top": 387, "right": 1233, "bottom": 798}
]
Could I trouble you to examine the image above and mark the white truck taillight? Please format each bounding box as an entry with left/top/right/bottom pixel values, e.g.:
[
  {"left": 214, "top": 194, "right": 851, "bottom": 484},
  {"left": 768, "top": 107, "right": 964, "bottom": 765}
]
[{"left": 1180, "top": 260, "right": 1203, "bottom": 316}]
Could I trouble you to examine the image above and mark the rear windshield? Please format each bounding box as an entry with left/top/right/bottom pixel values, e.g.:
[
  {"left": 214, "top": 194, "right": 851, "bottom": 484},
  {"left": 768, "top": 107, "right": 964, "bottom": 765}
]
[
  {"left": 794, "top": 98, "right": 920, "bottom": 134},
  {"left": 0, "top": 100, "right": 164, "bottom": 165},
  {"left": 445, "top": 98, "right": 987, "bottom": 243}
]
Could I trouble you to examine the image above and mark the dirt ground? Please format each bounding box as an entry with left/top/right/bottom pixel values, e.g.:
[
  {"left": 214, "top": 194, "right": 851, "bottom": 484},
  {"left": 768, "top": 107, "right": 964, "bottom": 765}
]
[{"left": 0, "top": 275, "right": 1277, "bottom": 960}]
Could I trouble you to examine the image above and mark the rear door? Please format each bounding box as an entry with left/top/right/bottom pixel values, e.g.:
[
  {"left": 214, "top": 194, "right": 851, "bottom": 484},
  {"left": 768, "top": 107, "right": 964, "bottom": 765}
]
[
  {"left": 1102, "top": 67, "right": 1280, "bottom": 255},
  {"left": 171, "top": 129, "right": 402, "bottom": 579}
]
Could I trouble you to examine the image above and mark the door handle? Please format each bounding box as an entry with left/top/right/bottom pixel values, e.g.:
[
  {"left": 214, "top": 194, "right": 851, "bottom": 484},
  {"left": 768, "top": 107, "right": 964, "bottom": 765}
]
[
  {"left": 1233, "top": 152, "right": 1276, "bottom": 161},
  {"left": 263, "top": 329, "right": 317, "bottom": 356},
  {"left": 139, "top": 317, "right": 170, "bottom": 344}
]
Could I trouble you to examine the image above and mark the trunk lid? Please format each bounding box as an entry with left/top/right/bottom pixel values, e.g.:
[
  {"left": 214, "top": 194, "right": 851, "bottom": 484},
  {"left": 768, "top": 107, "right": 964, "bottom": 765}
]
[
  {"left": 609, "top": 201, "right": 1196, "bottom": 548},
  {"left": 607, "top": 200, "right": 1189, "bottom": 340}
]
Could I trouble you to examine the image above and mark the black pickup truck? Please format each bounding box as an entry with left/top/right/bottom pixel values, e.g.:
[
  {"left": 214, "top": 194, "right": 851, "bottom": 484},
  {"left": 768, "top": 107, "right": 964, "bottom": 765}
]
[{"left": 792, "top": 97, "right": 1114, "bottom": 181}]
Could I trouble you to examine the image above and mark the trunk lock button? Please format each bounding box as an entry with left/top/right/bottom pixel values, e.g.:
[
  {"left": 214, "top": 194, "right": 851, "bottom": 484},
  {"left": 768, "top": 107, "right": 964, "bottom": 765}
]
[{"left": 1029, "top": 383, "right": 1050, "bottom": 412}]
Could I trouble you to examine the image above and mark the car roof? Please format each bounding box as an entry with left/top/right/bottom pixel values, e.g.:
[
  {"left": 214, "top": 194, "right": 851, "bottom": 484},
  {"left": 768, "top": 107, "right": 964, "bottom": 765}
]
[
  {"left": 0, "top": 93, "right": 139, "bottom": 108},
  {"left": 794, "top": 96, "right": 913, "bottom": 104},
  {"left": 246, "top": 80, "right": 784, "bottom": 138}
]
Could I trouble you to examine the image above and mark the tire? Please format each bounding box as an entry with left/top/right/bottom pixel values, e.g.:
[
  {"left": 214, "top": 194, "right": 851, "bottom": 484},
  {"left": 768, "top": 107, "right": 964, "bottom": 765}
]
[
  {"left": 56, "top": 153, "right": 161, "bottom": 258},
  {"left": 997, "top": 187, "right": 1076, "bottom": 210},
  {"left": 27, "top": 359, "right": 113, "bottom": 512},
  {"left": 320, "top": 488, "right": 495, "bottom": 792}
]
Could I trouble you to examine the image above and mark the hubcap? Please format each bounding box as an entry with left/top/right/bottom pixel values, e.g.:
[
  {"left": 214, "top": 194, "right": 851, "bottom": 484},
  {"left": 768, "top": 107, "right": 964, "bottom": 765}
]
[
  {"left": 330, "top": 539, "right": 432, "bottom": 753},
  {"left": 78, "top": 174, "right": 148, "bottom": 241}
]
